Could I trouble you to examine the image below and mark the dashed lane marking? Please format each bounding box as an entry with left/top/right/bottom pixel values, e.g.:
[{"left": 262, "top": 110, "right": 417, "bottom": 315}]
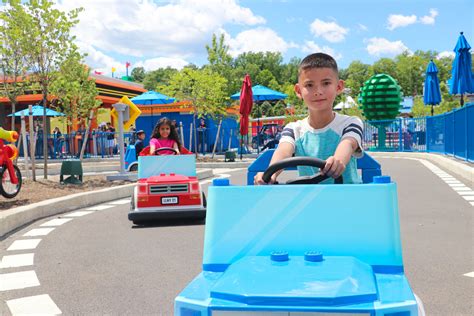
[
  {"left": 462, "top": 195, "right": 474, "bottom": 201},
  {"left": 7, "top": 239, "right": 41, "bottom": 251},
  {"left": 64, "top": 210, "right": 94, "bottom": 217},
  {"left": 456, "top": 191, "right": 474, "bottom": 195},
  {"left": 85, "top": 204, "right": 115, "bottom": 211},
  {"left": 40, "top": 218, "right": 74, "bottom": 226},
  {"left": 464, "top": 272, "right": 474, "bottom": 278},
  {"left": 0, "top": 253, "right": 34, "bottom": 269},
  {"left": 6, "top": 294, "right": 61, "bottom": 315},
  {"left": 23, "top": 228, "right": 56, "bottom": 237},
  {"left": 107, "top": 199, "right": 131, "bottom": 205},
  {"left": 0, "top": 270, "right": 40, "bottom": 291}
]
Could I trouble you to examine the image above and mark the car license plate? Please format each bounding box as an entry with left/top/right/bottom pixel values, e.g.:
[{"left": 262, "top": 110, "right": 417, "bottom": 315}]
[{"left": 161, "top": 197, "right": 178, "bottom": 205}]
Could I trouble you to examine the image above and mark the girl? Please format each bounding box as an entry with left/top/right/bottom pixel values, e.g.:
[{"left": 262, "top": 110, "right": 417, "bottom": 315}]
[{"left": 149, "top": 117, "right": 181, "bottom": 155}]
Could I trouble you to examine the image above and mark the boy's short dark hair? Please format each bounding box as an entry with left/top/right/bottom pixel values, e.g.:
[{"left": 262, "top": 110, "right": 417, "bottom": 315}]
[
  {"left": 298, "top": 53, "right": 339, "bottom": 77},
  {"left": 136, "top": 130, "right": 145, "bottom": 135}
]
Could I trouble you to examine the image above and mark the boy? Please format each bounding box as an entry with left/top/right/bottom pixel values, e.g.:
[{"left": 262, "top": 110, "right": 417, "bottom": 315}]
[
  {"left": 134, "top": 130, "right": 146, "bottom": 159},
  {"left": 254, "top": 53, "right": 363, "bottom": 185}
]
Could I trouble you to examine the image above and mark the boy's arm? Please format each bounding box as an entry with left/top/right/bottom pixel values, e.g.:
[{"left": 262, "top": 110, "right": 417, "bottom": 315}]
[
  {"left": 322, "top": 137, "right": 359, "bottom": 178},
  {"left": 254, "top": 142, "right": 294, "bottom": 185}
]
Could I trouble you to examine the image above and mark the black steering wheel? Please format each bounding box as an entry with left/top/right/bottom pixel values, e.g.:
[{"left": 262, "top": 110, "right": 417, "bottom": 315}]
[
  {"left": 154, "top": 147, "right": 179, "bottom": 155},
  {"left": 262, "top": 157, "right": 343, "bottom": 185}
]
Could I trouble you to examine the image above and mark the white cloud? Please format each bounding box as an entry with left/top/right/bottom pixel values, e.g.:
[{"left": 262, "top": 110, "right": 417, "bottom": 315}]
[
  {"left": 387, "top": 14, "right": 417, "bottom": 30},
  {"left": 420, "top": 9, "right": 439, "bottom": 25},
  {"left": 56, "top": 0, "right": 265, "bottom": 70},
  {"left": 366, "top": 37, "right": 410, "bottom": 56},
  {"left": 223, "top": 28, "right": 294, "bottom": 57},
  {"left": 310, "top": 19, "right": 348, "bottom": 43},
  {"left": 387, "top": 9, "right": 439, "bottom": 30},
  {"left": 437, "top": 51, "right": 455, "bottom": 59},
  {"left": 136, "top": 57, "right": 189, "bottom": 70},
  {"left": 301, "top": 41, "right": 342, "bottom": 60}
]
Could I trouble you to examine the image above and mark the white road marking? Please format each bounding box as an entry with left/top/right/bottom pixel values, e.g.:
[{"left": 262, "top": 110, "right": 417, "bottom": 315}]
[
  {"left": 107, "top": 199, "right": 131, "bottom": 205},
  {"left": 464, "top": 272, "right": 474, "bottom": 278},
  {"left": 453, "top": 187, "right": 472, "bottom": 191},
  {"left": 6, "top": 294, "right": 62, "bottom": 315},
  {"left": 7, "top": 239, "right": 41, "bottom": 251},
  {"left": 457, "top": 191, "right": 474, "bottom": 195},
  {"left": 86, "top": 204, "right": 114, "bottom": 211},
  {"left": 0, "top": 253, "right": 34, "bottom": 269},
  {"left": 41, "top": 218, "right": 74, "bottom": 226},
  {"left": 0, "top": 270, "right": 40, "bottom": 291},
  {"left": 23, "top": 227, "right": 56, "bottom": 237},
  {"left": 64, "top": 210, "right": 94, "bottom": 217},
  {"left": 385, "top": 158, "right": 473, "bottom": 207},
  {"left": 447, "top": 183, "right": 466, "bottom": 187}
]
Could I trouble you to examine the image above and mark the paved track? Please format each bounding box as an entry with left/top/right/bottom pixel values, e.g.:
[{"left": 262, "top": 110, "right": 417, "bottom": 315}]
[{"left": 1, "top": 160, "right": 473, "bottom": 315}]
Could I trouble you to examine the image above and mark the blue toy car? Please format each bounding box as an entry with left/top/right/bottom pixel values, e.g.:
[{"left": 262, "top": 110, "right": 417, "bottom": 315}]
[{"left": 174, "top": 151, "right": 424, "bottom": 315}]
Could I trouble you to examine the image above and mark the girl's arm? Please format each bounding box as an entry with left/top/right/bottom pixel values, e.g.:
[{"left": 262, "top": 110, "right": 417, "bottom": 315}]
[
  {"left": 149, "top": 138, "right": 156, "bottom": 154},
  {"left": 173, "top": 141, "right": 180, "bottom": 154}
]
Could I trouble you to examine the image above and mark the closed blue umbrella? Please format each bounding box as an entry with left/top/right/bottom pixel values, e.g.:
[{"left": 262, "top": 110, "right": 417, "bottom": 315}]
[
  {"left": 449, "top": 32, "right": 474, "bottom": 105},
  {"left": 131, "top": 90, "right": 175, "bottom": 105},
  {"left": 231, "top": 84, "right": 287, "bottom": 101},
  {"left": 424, "top": 60, "right": 442, "bottom": 116},
  {"left": 8, "top": 105, "right": 65, "bottom": 117}
]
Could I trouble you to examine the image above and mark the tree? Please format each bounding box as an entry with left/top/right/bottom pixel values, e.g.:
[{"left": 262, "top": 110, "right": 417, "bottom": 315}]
[
  {"left": 255, "top": 69, "right": 277, "bottom": 87},
  {"left": 206, "top": 33, "right": 232, "bottom": 77},
  {"left": 49, "top": 50, "right": 101, "bottom": 160},
  {"left": 142, "top": 67, "right": 178, "bottom": 91},
  {"left": 370, "top": 58, "right": 397, "bottom": 78},
  {"left": 344, "top": 61, "right": 371, "bottom": 98},
  {"left": 0, "top": 2, "right": 29, "bottom": 130},
  {"left": 160, "top": 68, "right": 228, "bottom": 118},
  {"left": 131, "top": 66, "right": 145, "bottom": 82},
  {"left": 21, "top": 0, "right": 82, "bottom": 178}
]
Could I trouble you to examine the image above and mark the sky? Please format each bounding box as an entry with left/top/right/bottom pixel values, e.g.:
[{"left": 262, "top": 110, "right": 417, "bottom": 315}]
[{"left": 30, "top": 0, "right": 474, "bottom": 77}]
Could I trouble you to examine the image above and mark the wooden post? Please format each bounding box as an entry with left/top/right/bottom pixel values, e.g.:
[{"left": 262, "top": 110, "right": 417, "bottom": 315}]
[
  {"left": 228, "top": 129, "right": 232, "bottom": 151},
  {"left": 79, "top": 110, "right": 94, "bottom": 161},
  {"left": 179, "top": 121, "right": 185, "bottom": 146},
  {"left": 28, "top": 105, "right": 36, "bottom": 181},
  {"left": 189, "top": 123, "right": 193, "bottom": 150},
  {"left": 211, "top": 120, "right": 222, "bottom": 158},
  {"left": 21, "top": 114, "right": 30, "bottom": 179}
]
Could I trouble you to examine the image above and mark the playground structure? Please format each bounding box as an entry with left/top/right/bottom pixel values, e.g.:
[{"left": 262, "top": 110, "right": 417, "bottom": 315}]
[{"left": 0, "top": 127, "right": 22, "bottom": 198}]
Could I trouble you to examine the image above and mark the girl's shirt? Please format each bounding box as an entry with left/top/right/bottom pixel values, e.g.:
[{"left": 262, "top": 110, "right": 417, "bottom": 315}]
[{"left": 150, "top": 138, "right": 177, "bottom": 155}]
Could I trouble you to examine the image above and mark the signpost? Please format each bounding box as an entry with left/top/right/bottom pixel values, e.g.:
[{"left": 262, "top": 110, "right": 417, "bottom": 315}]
[{"left": 107, "top": 96, "right": 141, "bottom": 181}]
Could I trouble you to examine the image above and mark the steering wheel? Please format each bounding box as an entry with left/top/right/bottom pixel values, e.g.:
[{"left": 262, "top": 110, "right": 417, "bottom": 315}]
[
  {"left": 154, "top": 147, "right": 179, "bottom": 155},
  {"left": 262, "top": 156, "right": 343, "bottom": 185}
]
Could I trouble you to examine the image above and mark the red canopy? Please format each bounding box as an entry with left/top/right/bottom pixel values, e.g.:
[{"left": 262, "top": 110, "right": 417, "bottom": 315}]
[{"left": 239, "top": 74, "right": 253, "bottom": 136}]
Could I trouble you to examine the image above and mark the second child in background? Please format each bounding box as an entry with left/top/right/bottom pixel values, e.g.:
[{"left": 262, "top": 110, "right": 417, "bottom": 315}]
[{"left": 149, "top": 117, "right": 181, "bottom": 155}]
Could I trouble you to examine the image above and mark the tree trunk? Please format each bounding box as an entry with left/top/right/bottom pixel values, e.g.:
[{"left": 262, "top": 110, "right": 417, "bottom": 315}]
[
  {"left": 42, "top": 93, "right": 48, "bottom": 179},
  {"left": 79, "top": 110, "right": 94, "bottom": 161}
]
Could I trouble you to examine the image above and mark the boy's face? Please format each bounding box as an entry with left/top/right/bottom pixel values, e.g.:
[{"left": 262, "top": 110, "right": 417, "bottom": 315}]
[
  {"left": 138, "top": 133, "right": 145, "bottom": 140},
  {"left": 294, "top": 67, "right": 344, "bottom": 113}
]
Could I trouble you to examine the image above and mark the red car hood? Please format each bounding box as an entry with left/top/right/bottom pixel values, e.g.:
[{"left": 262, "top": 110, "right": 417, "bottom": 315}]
[{"left": 139, "top": 174, "right": 197, "bottom": 183}]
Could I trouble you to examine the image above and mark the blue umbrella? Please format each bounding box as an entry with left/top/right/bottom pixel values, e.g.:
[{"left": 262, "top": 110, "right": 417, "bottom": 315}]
[
  {"left": 424, "top": 60, "right": 442, "bottom": 116},
  {"left": 131, "top": 90, "right": 175, "bottom": 105},
  {"left": 8, "top": 105, "right": 65, "bottom": 117},
  {"left": 231, "top": 84, "right": 287, "bottom": 101},
  {"left": 449, "top": 32, "right": 474, "bottom": 105}
]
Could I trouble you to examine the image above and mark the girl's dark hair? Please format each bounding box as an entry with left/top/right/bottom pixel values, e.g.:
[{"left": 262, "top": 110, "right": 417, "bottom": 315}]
[{"left": 151, "top": 117, "right": 181, "bottom": 148}]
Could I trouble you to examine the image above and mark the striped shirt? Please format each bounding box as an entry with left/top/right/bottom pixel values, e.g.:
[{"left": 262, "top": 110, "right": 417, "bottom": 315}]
[{"left": 280, "top": 113, "right": 364, "bottom": 184}]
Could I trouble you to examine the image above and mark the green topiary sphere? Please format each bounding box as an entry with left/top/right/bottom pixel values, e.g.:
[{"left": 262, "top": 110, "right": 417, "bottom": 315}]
[{"left": 359, "top": 74, "right": 402, "bottom": 121}]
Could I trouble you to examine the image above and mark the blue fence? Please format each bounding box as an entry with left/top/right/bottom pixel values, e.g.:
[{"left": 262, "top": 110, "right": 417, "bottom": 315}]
[{"left": 364, "top": 103, "right": 473, "bottom": 162}]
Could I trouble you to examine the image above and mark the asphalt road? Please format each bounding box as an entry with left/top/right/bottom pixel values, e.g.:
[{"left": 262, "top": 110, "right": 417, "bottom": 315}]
[{"left": 1, "top": 159, "right": 473, "bottom": 315}]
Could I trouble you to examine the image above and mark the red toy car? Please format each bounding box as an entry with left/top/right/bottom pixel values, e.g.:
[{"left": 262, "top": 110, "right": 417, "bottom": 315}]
[{"left": 128, "top": 149, "right": 206, "bottom": 225}]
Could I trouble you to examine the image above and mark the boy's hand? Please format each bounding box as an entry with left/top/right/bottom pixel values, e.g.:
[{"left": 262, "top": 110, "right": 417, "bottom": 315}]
[
  {"left": 254, "top": 172, "right": 277, "bottom": 185},
  {"left": 322, "top": 156, "right": 346, "bottom": 179}
]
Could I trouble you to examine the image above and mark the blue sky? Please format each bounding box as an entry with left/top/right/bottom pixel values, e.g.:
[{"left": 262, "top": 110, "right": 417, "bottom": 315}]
[{"left": 49, "top": 0, "right": 474, "bottom": 77}]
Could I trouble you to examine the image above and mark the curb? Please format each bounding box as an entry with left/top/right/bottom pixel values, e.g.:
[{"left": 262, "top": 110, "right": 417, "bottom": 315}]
[
  {"left": 0, "top": 168, "right": 214, "bottom": 239},
  {"left": 369, "top": 152, "right": 473, "bottom": 185}
]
